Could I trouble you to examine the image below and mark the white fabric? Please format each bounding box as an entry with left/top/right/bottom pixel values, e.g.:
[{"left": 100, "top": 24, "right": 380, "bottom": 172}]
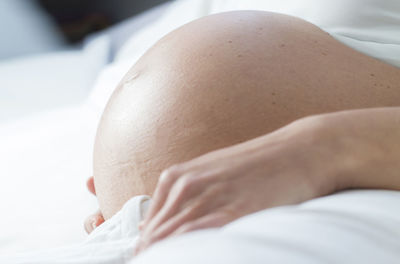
[
  {"left": 134, "top": 190, "right": 400, "bottom": 264},
  {"left": 0, "top": 105, "right": 100, "bottom": 255},
  {"left": 86, "top": 60, "right": 133, "bottom": 114},
  {"left": 0, "top": 25, "right": 110, "bottom": 258},
  {"left": 0, "top": 196, "right": 149, "bottom": 263},
  {"left": 2, "top": 190, "right": 400, "bottom": 264},
  {"left": 0, "top": 35, "right": 110, "bottom": 123}
]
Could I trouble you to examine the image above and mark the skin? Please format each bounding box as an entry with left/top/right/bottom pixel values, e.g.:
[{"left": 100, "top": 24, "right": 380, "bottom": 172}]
[
  {"left": 87, "top": 11, "right": 400, "bottom": 249},
  {"left": 135, "top": 107, "right": 400, "bottom": 254}
]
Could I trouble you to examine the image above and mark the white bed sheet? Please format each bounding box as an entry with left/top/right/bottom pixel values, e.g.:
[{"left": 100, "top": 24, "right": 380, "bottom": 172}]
[
  {"left": 0, "top": 35, "right": 111, "bottom": 255},
  {"left": 0, "top": 36, "right": 131, "bottom": 256},
  {"left": 2, "top": 190, "right": 400, "bottom": 264},
  {"left": 0, "top": 105, "right": 99, "bottom": 255},
  {"left": 135, "top": 190, "right": 400, "bottom": 264},
  {"left": 0, "top": 36, "right": 126, "bottom": 257}
]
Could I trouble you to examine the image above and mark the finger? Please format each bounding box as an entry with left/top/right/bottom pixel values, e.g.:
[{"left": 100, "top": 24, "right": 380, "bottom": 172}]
[
  {"left": 141, "top": 175, "right": 215, "bottom": 236},
  {"left": 84, "top": 210, "right": 104, "bottom": 234},
  {"left": 137, "top": 187, "right": 224, "bottom": 254},
  {"left": 136, "top": 195, "right": 193, "bottom": 256},
  {"left": 86, "top": 176, "right": 96, "bottom": 195},
  {"left": 141, "top": 167, "right": 182, "bottom": 228},
  {"left": 140, "top": 185, "right": 187, "bottom": 237},
  {"left": 136, "top": 211, "right": 232, "bottom": 255},
  {"left": 140, "top": 202, "right": 204, "bottom": 249}
]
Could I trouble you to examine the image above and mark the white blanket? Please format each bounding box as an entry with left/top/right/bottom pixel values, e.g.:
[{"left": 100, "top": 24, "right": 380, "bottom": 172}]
[
  {"left": 135, "top": 190, "right": 400, "bottom": 264},
  {"left": 2, "top": 191, "right": 400, "bottom": 263}
]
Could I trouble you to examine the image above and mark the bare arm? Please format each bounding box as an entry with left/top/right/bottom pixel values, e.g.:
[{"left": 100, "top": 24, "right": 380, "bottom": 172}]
[
  {"left": 315, "top": 107, "right": 400, "bottom": 192},
  {"left": 137, "top": 106, "right": 400, "bottom": 253}
]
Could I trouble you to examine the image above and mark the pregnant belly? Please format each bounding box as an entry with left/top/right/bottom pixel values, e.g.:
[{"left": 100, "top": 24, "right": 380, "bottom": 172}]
[
  {"left": 120, "top": 10, "right": 400, "bottom": 130},
  {"left": 94, "top": 11, "right": 400, "bottom": 219}
]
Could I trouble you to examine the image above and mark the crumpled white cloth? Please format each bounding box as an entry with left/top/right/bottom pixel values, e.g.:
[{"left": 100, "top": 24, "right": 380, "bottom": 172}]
[
  {"left": 2, "top": 190, "right": 400, "bottom": 264},
  {"left": 0, "top": 196, "right": 150, "bottom": 264}
]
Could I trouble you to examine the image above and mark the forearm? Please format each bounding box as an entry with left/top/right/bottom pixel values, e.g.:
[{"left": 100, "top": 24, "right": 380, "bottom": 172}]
[{"left": 315, "top": 107, "right": 400, "bottom": 192}]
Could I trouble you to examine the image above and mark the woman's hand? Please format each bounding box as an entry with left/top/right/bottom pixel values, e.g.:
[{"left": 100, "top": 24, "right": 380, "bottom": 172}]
[
  {"left": 135, "top": 107, "right": 400, "bottom": 255},
  {"left": 84, "top": 177, "right": 105, "bottom": 234},
  {"left": 135, "top": 115, "right": 339, "bottom": 254}
]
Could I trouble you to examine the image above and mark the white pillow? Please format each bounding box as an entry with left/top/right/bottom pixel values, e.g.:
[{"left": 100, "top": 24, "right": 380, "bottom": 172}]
[{"left": 0, "top": 36, "right": 110, "bottom": 123}]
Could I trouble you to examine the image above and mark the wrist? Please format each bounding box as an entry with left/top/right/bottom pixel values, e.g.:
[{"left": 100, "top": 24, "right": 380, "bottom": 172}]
[
  {"left": 282, "top": 115, "right": 347, "bottom": 197},
  {"left": 309, "top": 109, "right": 400, "bottom": 193},
  {"left": 305, "top": 113, "right": 370, "bottom": 194},
  {"left": 289, "top": 113, "right": 371, "bottom": 196}
]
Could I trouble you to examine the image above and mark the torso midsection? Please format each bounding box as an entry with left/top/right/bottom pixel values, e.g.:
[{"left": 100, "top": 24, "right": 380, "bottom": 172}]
[{"left": 94, "top": 11, "right": 400, "bottom": 218}]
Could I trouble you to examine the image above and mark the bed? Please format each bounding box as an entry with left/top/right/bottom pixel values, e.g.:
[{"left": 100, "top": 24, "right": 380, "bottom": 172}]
[
  {"left": 0, "top": 1, "right": 172, "bottom": 256},
  {"left": 1, "top": 0, "right": 399, "bottom": 262}
]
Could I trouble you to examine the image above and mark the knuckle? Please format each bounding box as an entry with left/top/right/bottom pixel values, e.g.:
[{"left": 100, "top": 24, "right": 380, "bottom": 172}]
[
  {"left": 159, "top": 165, "right": 183, "bottom": 184},
  {"left": 174, "top": 174, "right": 196, "bottom": 198}
]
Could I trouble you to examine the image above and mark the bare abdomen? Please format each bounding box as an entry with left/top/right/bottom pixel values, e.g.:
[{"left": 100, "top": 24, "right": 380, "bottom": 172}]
[{"left": 94, "top": 11, "right": 400, "bottom": 219}]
